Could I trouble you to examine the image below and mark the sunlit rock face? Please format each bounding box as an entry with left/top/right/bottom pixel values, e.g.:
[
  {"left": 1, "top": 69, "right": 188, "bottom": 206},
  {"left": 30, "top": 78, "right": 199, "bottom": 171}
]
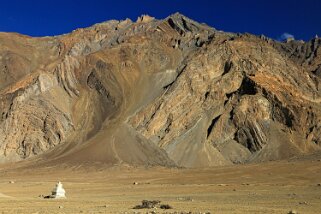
[{"left": 0, "top": 13, "right": 320, "bottom": 167}]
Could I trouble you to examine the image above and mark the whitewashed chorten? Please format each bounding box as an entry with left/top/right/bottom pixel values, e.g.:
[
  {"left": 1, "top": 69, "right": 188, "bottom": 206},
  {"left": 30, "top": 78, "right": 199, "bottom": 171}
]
[{"left": 51, "top": 181, "right": 66, "bottom": 198}]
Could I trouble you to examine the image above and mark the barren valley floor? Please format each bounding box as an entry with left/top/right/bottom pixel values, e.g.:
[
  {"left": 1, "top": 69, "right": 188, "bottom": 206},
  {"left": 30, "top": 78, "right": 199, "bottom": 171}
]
[{"left": 1, "top": 156, "right": 321, "bottom": 213}]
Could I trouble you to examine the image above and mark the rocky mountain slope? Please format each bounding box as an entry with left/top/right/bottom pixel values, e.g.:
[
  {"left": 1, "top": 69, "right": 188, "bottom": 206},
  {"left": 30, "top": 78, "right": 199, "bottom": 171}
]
[{"left": 0, "top": 13, "right": 320, "bottom": 167}]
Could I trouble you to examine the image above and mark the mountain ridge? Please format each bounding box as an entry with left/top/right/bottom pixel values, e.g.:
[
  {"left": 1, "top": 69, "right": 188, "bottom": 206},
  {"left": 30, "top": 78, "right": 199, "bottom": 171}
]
[{"left": 0, "top": 13, "right": 320, "bottom": 168}]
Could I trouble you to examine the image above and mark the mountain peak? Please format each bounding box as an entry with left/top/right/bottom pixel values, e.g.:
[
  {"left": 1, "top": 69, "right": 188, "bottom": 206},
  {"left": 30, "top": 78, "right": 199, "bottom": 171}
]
[{"left": 136, "top": 14, "right": 155, "bottom": 23}]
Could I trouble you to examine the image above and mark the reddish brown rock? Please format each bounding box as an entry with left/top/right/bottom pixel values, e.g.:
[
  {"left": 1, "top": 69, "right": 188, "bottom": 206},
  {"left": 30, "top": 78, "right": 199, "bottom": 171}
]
[{"left": 0, "top": 13, "right": 320, "bottom": 167}]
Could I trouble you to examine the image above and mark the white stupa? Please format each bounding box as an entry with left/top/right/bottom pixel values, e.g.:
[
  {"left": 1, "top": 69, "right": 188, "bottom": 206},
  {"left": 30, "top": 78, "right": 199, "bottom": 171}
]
[{"left": 51, "top": 181, "right": 66, "bottom": 199}]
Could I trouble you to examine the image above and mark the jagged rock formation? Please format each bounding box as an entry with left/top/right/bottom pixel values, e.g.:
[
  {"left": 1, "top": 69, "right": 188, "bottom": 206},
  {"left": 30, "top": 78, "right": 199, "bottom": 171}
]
[{"left": 0, "top": 13, "right": 320, "bottom": 167}]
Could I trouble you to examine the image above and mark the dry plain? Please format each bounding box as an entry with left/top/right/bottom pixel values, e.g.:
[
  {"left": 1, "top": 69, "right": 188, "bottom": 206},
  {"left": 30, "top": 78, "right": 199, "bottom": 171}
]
[{"left": 1, "top": 155, "right": 321, "bottom": 214}]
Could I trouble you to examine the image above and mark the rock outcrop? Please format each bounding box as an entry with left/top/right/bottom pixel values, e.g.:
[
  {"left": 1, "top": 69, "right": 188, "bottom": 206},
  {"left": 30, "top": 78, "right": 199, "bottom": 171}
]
[{"left": 0, "top": 13, "right": 320, "bottom": 167}]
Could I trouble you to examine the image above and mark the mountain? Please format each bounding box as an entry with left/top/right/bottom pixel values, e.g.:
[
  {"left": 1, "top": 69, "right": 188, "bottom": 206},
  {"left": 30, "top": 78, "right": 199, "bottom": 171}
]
[{"left": 0, "top": 13, "right": 320, "bottom": 168}]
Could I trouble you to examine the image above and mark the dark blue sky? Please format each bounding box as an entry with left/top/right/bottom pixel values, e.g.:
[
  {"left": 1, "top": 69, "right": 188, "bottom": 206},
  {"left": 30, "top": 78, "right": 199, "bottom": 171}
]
[{"left": 0, "top": 0, "right": 320, "bottom": 41}]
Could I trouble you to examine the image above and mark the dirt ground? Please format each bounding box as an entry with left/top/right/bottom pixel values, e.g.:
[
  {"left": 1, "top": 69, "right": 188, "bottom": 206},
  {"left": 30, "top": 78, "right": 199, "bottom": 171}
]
[{"left": 0, "top": 156, "right": 321, "bottom": 214}]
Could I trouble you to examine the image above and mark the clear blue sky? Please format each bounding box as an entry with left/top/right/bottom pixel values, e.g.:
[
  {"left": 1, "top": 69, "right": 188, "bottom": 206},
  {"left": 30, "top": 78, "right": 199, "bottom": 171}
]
[{"left": 0, "top": 0, "right": 320, "bottom": 41}]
